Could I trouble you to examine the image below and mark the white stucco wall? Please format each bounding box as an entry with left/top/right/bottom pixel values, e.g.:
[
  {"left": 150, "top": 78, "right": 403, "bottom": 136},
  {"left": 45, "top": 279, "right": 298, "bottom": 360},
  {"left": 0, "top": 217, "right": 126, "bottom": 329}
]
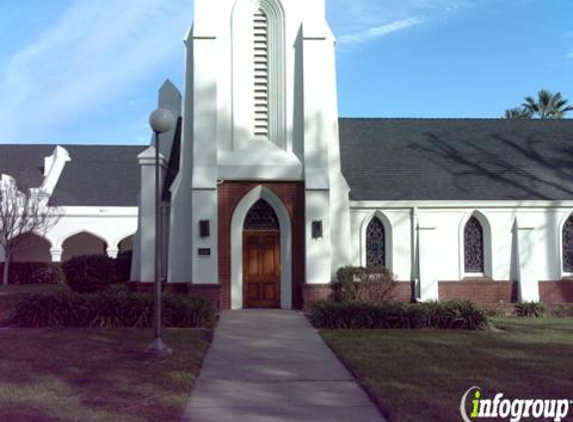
[
  {"left": 349, "top": 201, "right": 573, "bottom": 302},
  {"left": 45, "top": 206, "right": 138, "bottom": 262}
]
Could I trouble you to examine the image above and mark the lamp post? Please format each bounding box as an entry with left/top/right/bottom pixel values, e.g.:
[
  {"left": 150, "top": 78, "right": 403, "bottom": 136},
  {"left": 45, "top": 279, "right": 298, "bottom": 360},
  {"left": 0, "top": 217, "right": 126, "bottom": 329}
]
[{"left": 147, "top": 107, "right": 174, "bottom": 357}]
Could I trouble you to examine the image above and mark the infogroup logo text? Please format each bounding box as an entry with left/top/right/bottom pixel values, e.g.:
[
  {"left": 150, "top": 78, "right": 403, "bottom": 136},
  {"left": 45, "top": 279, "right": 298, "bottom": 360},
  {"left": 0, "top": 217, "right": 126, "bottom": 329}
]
[{"left": 460, "top": 386, "right": 571, "bottom": 422}]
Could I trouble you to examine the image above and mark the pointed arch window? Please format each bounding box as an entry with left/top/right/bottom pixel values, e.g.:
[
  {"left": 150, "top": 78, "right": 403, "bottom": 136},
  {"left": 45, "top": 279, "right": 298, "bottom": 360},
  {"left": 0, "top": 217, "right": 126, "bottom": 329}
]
[
  {"left": 366, "top": 217, "right": 386, "bottom": 268},
  {"left": 464, "top": 216, "right": 484, "bottom": 273},
  {"left": 244, "top": 199, "right": 279, "bottom": 231},
  {"left": 562, "top": 216, "right": 573, "bottom": 272}
]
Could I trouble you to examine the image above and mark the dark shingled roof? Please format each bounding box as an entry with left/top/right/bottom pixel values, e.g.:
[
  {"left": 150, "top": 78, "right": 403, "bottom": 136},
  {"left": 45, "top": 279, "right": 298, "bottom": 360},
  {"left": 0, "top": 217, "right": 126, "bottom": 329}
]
[
  {"left": 339, "top": 118, "right": 573, "bottom": 201},
  {"left": 0, "top": 144, "right": 147, "bottom": 206},
  {"left": 2, "top": 119, "right": 573, "bottom": 205}
]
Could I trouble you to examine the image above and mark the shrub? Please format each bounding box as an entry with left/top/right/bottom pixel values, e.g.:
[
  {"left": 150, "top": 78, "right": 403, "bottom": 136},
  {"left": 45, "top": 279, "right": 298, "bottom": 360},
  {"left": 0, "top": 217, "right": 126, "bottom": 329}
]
[
  {"left": 308, "top": 300, "right": 488, "bottom": 330},
  {"left": 514, "top": 302, "right": 545, "bottom": 318},
  {"left": 63, "top": 254, "right": 116, "bottom": 293},
  {"left": 115, "top": 250, "right": 132, "bottom": 283},
  {"left": 163, "top": 295, "right": 217, "bottom": 328},
  {"left": 0, "top": 262, "right": 64, "bottom": 285},
  {"left": 8, "top": 293, "right": 89, "bottom": 327},
  {"left": 333, "top": 266, "right": 397, "bottom": 303},
  {"left": 9, "top": 290, "right": 216, "bottom": 329},
  {"left": 551, "top": 304, "right": 573, "bottom": 317}
]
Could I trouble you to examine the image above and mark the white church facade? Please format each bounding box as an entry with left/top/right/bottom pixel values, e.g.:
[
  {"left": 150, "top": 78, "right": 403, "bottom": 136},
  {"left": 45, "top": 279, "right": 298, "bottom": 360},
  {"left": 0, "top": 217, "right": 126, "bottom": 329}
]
[{"left": 2, "top": 0, "right": 573, "bottom": 310}]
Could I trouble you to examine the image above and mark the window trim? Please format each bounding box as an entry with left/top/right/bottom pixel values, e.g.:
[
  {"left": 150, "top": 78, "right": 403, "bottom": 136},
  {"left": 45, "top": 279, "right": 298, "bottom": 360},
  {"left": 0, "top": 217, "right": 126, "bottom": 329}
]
[
  {"left": 360, "top": 211, "right": 393, "bottom": 271},
  {"left": 559, "top": 212, "right": 573, "bottom": 277},
  {"left": 459, "top": 210, "right": 492, "bottom": 280}
]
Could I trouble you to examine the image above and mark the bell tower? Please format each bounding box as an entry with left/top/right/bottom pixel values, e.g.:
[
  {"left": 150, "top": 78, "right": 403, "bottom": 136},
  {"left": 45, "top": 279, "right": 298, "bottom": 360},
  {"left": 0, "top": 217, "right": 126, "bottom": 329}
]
[{"left": 167, "top": 0, "right": 352, "bottom": 308}]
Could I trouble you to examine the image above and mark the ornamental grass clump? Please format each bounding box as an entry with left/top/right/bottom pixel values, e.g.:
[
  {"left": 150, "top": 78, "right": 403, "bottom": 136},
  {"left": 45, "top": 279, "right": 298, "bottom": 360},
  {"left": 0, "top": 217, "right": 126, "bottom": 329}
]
[
  {"left": 514, "top": 302, "right": 545, "bottom": 318},
  {"left": 309, "top": 300, "right": 488, "bottom": 331},
  {"left": 10, "top": 290, "right": 216, "bottom": 329}
]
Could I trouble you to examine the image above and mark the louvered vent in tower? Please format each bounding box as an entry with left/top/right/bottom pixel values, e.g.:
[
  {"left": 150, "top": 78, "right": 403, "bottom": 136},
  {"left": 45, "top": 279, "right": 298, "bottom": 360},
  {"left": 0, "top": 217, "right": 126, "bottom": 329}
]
[{"left": 253, "top": 10, "right": 269, "bottom": 139}]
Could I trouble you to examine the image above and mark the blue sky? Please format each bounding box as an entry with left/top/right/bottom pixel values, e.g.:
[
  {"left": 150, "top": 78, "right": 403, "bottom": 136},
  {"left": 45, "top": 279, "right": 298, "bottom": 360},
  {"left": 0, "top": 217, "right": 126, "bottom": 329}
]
[{"left": 0, "top": 0, "right": 571, "bottom": 145}]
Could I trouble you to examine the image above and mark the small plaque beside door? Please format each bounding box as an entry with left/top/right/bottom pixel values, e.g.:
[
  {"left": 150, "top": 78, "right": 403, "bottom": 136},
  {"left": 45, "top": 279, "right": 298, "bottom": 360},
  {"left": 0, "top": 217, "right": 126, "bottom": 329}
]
[{"left": 198, "top": 248, "right": 211, "bottom": 256}]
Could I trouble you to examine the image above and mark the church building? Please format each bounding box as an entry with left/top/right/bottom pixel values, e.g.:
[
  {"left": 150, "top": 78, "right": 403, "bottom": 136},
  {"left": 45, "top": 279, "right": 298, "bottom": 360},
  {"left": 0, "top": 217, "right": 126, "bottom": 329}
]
[{"left": 2, "top": 0, "right": 573, "bottom": 310}]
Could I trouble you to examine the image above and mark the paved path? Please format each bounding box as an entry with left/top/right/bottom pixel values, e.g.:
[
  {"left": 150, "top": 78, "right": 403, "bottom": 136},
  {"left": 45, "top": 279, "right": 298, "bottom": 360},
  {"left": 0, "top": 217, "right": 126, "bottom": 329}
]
[{"left": 181, "top": 310, "right": 386, "bottom": 422}]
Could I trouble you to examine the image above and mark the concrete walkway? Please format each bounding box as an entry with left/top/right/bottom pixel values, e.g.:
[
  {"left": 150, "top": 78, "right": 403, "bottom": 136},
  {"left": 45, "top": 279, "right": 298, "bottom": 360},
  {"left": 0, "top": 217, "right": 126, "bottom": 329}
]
[{"left": 181, "top": 310, "right": 386, "bottom": 422}]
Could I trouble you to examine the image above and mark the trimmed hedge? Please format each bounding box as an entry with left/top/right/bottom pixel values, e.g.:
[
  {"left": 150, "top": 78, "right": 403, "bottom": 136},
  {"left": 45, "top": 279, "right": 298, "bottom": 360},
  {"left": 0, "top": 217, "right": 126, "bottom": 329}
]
[
  {"left": 63, "top": 255, "right": 116, "bottom": 293},
  {"left": 0, "top": 262, "right": 65, "bottom": 285},
  {"left": 333, "top": 266, "right": 398, "bottom": 303},
  {"left": 309, "top": 300, "right": 488, "bottom": 330},
  {"left": 9, "top": 290, "right": 216, "bottom": 328},
  {"left": 115, "top": 250, "right": 132, "bottom": 283}
]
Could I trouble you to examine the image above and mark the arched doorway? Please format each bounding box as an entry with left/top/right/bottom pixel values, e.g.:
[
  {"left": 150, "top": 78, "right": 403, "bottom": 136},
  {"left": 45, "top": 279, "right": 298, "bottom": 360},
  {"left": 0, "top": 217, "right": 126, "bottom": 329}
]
[
  {"left": 62, "top": 232, "right": 107, "bottom": 261},
  {"left": 230, "top": 186, "right": 292, "bottom": 310},
  {"left": 243, "top": 199, "right": 281, "bottom": 308},
  {"left": 11, "top": 233, "right": 52, "bottom": 263},
  {"left": 118, "top": 235, "right": 134, "bottom": 254}
]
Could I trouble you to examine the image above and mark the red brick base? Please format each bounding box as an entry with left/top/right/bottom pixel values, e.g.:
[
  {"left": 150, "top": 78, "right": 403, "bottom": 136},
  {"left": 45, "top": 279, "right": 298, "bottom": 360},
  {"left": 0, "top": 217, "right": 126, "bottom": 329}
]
[
  {"left": 301, "top": 282, "right": 414, "bottom": 311},
  {"left": 392, "top": 282, "right": 415, "bottom": 303},
  {"left": 539, "top": 281, "right": 573, "bottom": 304},
  {"left": 302, "top": 284, "right": 333, "bottom": 312},
  {"left": 126, "top": 283, "right": 222, "bottom": 309},
  {"left": 438, "top": 280, "right": 518, "bottom": 306}
]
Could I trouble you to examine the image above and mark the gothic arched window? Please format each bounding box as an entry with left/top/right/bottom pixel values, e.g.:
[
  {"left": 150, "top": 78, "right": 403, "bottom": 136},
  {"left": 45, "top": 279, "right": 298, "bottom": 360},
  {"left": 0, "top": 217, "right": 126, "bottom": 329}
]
[
  {"left": 366, "top": 217, "right": 386, "bottom": 268},
  {"left": 244, "top": 199, "right": 279, "bottom": 231},
  {"left": 562, "top": 216, "right": 573, "bottom": 272},
  {"left": 464, "top": 216, "right": 484, "bottom": 273}
]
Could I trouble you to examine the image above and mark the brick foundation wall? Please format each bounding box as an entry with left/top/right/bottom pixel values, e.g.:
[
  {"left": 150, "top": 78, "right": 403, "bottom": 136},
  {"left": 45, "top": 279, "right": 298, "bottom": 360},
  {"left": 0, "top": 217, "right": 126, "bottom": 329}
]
[
  {"left": 302, "top": 284, "right": 333, "bottom": 312},
  {"left": 218, "top": 182, "right": 305, "bottom": 310},
  {"left": 539, "top": 280, "right": 573, "bottom": 304},
  {"left": 392, "top": 282, "right": 414, "bottom": 303},
  {"left": 301, "top": 282, "right": 414, "bottom": 312},
  {"left": 438, "top": 280, "right": 518, "bottom": 306}
]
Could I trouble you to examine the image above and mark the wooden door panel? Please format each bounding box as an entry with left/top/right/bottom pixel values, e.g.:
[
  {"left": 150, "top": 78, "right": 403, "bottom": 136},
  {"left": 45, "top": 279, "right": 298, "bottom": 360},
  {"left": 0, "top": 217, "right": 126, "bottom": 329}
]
[
  {"left": 263, "top": 283, "right": 276, "bottom": 300},
  {"left": 243, "top": 231, "right": 280, "bottom": 308},
  {"left": 246, "top": 248, "right": 259, "bottom": 275},
  {"left": 247, "top": 283, "right": 260, "bottom": 301}
]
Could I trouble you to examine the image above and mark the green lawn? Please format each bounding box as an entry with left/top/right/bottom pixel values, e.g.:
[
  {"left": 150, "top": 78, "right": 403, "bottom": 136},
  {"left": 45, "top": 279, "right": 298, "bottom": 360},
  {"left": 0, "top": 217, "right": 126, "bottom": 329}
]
[
  {"left": 0, "top": 285, "right": 212, "bottom": 422},
  {"left": 321, "top": 318, "right": 573, "bottom": 422}
]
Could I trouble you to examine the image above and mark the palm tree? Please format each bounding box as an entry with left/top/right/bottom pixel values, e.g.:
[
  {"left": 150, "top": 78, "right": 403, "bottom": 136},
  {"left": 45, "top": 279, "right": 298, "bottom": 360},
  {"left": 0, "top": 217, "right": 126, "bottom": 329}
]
[
  {"left": 522, "top": 89, "right": 573, "bottom": 119},
  {"left": 504, "top": 107, "right": 532, "bottom": 120}
]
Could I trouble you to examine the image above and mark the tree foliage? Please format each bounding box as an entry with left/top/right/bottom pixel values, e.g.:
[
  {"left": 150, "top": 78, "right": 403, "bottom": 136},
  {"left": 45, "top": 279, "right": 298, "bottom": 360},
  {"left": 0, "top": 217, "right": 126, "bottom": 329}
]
[
  {"left": 0, "top": 175, "right": 61, "bottom": 285},
  {"left": 505, "top": 89, "right": 573, "bottom": 119}
]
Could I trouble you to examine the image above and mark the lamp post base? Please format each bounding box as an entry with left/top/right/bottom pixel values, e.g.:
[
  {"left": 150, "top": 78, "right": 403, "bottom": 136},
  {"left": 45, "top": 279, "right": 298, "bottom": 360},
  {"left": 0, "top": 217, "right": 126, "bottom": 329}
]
[{"left": 146, "top": 337, "right": 173, "bottom": 358}]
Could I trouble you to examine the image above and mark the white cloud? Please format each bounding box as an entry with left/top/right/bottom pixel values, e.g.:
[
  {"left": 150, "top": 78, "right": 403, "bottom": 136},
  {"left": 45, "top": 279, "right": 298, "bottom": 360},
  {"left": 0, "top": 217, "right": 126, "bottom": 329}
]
[
  {"left": 327, "top": 0, "right": 507, "bottom": 51},
  {"left": 0, "top": 0, "right": 192, "bottom": 141},
  {"left": 338, "top": 17, "right": 423, "bottom": 46}
]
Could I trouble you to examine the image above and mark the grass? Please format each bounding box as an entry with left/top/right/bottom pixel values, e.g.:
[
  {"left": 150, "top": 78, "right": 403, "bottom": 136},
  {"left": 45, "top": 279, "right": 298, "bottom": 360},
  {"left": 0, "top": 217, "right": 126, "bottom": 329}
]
[
  {"left": 321, "top": 317, "right": 573, "bottom": 422},
  {"left": 0, "top": 285, "right": 213, "bottom": 422}
]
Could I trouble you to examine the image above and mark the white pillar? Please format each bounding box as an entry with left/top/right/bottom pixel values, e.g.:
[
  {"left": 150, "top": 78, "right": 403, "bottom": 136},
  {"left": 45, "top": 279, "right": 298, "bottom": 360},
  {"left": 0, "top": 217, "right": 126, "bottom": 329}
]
[
  {"left": 418, "top": 225, "right": 440, "bottom": 301},
  {"left": 136, "top": 146, "right": 167, "bottom": 283},
  {"left": 516, "top": 225, "right": 540, "bottom": 302},
  {"left": 106, "top": 248, "right": 119, "bottom": 259},
  {"left": 305, "top": 190, "right": 332, "bottom": 284},
  {"left": 50, "top": 248, "right": 63, "bottom": 262}
]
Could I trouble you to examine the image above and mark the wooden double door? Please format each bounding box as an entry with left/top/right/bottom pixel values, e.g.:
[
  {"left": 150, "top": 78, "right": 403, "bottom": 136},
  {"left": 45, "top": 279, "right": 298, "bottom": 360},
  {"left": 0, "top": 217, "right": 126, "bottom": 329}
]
[{"left": 243, "top": 231, "right": 281, "bottom": 308}]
